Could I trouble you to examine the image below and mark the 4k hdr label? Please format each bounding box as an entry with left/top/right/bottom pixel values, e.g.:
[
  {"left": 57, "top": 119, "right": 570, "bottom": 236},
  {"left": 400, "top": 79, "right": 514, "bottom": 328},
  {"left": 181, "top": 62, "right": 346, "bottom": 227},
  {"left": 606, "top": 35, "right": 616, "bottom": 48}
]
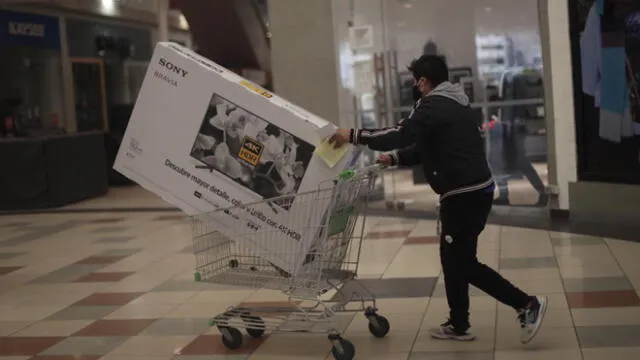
[
  {"left": 238, "top": 136, "right": 264, "bottom": 167},
  {"left": 239, "top": 80, "right": 273, "bottom": 98}
]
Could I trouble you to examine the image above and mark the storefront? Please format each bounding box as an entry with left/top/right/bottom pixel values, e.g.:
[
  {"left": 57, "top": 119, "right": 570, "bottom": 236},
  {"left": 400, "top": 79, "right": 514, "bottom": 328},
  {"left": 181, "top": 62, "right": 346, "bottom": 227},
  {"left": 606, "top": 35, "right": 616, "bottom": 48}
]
[
  {"left": 570, "top": 0, "right": 640, "bottom": 185},
  {"left": 65, "top": 18, "right": 154, "bottom": 133},
  {"left": 0, "top": 9, "right": 65, "bottom": 137}
]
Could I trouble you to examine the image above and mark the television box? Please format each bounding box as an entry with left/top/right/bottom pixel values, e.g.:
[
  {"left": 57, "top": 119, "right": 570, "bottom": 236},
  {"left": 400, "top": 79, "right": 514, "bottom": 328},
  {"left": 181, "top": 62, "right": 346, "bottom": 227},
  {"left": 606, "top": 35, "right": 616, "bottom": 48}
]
[{"left": 114, "top": 42, "right": 359, "bottom": 275}]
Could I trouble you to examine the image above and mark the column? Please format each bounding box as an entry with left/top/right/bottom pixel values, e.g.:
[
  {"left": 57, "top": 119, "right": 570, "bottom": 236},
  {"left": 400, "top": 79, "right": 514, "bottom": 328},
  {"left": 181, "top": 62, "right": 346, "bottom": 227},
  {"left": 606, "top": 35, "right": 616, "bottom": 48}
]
[
  {"left": 538, "top": 0, "right": 577, "bottom": 211},
  {"left": 267, "top": 0, "right": 343, "bottom": 125},
  {"left": 157, "top": 0, "right": 169, "bottom": 43}
]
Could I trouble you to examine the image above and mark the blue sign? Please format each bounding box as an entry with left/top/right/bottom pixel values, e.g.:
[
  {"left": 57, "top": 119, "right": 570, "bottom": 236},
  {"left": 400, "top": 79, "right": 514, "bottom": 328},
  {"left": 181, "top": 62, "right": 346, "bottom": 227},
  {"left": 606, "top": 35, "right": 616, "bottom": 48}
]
[{"left": 0, "top": 10, "right": 60, "bottom": 49}]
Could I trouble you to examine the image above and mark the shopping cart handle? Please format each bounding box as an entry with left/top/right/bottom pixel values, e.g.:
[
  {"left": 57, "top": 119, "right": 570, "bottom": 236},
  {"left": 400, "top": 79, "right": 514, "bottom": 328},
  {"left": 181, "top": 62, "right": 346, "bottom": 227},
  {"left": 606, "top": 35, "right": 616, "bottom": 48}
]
[{"left": 338, "top": 163, "right": 388, "bottom": 180}]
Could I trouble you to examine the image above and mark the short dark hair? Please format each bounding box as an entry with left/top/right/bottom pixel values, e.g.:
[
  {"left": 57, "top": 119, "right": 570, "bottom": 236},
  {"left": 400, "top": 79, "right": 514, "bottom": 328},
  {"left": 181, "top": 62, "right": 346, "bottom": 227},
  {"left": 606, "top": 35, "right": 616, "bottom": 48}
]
[{"left": 408, "top": 55, "right": 449, "bottom": 87}]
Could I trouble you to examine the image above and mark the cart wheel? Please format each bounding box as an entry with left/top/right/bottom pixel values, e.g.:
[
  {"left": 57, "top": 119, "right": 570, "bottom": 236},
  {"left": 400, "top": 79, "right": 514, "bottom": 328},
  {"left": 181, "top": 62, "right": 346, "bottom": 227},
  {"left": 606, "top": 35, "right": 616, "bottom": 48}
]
[
  {"left": 220, "top": 327, "right": 243, "bottom": 350},
  {"left": 385, "top": 201, "right": 395, "bottom": 210},
  {"left": 330, "top": 337, "right": 355, "bottom": 360},
  {"left": 229, "top": 259, "right": 239, "bottom": 268},
  {"left": 367, "top": 315, "right": 390, "bottom": 338},
  {"left": 243, "top": 315, "right": 265, "bottom": 338},
  {"left": 397, "top": 202, "right": 406, "bottom": 211}
]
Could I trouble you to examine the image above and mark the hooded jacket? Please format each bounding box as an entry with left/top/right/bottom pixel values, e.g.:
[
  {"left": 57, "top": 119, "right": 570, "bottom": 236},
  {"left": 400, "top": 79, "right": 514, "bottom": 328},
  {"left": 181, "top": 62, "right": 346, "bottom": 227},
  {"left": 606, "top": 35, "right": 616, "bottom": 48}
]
[{"left": 351, "top": 81, "right": 493, "bottom": 198}]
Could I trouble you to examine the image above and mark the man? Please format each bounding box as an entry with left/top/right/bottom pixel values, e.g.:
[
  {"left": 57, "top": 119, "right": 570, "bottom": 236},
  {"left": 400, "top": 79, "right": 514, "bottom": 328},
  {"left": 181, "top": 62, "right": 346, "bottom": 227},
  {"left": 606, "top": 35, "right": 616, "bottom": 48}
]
[{"left": 330, "top": 55, "right": 547, "bottom": 343}]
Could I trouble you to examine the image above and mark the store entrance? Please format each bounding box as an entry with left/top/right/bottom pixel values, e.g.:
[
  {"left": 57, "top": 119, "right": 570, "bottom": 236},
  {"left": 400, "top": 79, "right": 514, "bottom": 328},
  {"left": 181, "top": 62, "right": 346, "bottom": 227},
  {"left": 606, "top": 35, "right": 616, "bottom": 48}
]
[{"left": 344, "top": 0, "right": 548, "bottom": 213}]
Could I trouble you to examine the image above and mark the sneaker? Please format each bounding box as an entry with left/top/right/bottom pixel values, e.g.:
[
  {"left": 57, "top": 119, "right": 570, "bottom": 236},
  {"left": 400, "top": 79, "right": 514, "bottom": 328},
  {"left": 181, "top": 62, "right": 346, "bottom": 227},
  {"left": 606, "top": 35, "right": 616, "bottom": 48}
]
[
  {"left": 429, "top": 320, "right": 476, "bottom": 341},
  {"left": 518, "top": 296, "right": 548, "bottom": 344}
]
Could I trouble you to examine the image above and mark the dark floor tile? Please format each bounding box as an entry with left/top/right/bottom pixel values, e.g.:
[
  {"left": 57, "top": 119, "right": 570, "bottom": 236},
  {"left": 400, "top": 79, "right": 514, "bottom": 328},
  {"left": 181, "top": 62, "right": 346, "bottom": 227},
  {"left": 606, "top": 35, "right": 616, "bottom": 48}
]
[
  {"left": 0, "top": 336, "right": 64, "bottom": 356},
  {"left": 74, "top": 319, "right": 156, "bottom": 336},
  {"left": 576, "top": 325, "right": 640, "bottom": 348},
  {"left": 566, "top": 290, "right": 640, "bottom": 308},
  {"left": 366, "top": 230, "right": 412, "bottom": 239},
  {"left": 180, "top": 334, "right": 266, "bottom": 355},
  {"left": 74, "top": 292, "right": 143, "bottom": 306},
  {"left": 330, "top": 277, "right": 436, "bottom": 300},
  {"left": 0, "top": 266, "right": 22, "bottom": 275},
  {"left": 1, "top": 221, "right": 31, "bottom": 228},
  {"left": 47, "top": 306, "right": 120, "bottom": 321},
  {"left": 551, "top": 235, "right": 604, "bottom": 247},
  {"left": 75, "top": 272, "right": 133, "bottom": 283},
  {"left": 30, "top": 264, "right": 104, "bottom": 284},
  {"left": 75, "top": 256, "right": 127, "bottom": 265},
  {"left": 404, "top": 236, "right": 439, "bottom": 245}
]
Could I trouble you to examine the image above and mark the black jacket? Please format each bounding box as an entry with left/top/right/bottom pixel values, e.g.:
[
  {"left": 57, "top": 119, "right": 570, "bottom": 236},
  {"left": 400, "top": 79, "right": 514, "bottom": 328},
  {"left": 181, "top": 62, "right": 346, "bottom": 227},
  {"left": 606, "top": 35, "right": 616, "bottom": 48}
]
[{"left": 351, "top": 82, "right": 493, "bottom": 197}]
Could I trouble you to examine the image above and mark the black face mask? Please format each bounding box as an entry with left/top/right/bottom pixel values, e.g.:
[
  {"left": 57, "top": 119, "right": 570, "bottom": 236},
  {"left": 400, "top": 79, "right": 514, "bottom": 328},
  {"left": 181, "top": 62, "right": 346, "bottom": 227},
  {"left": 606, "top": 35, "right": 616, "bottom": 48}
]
[{"left": 412, "top": 85, "right": 422, "bottom": 103}]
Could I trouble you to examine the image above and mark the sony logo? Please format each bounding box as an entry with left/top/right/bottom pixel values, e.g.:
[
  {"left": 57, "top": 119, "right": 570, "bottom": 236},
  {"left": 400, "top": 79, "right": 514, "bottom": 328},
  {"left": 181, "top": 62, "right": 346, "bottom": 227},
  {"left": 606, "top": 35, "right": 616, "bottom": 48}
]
[
  {"left": 158, "top": 58, "right": 188, "bottom": 77},
  {"left": 8, "top": 22, "right": 45, "bottom": 37}
]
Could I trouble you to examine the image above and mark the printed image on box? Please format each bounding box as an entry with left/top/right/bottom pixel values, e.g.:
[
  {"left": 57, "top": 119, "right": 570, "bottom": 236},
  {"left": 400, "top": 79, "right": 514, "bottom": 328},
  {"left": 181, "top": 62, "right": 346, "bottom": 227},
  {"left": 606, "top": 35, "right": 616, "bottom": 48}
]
[{"left": 189, "top": 93, "right": 315, "bottom": 211}]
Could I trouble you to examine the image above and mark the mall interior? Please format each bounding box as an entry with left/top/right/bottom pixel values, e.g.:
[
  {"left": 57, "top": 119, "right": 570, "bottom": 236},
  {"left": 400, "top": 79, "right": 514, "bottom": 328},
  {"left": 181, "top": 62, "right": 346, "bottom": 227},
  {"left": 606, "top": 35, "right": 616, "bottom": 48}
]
[{"left": 0, "top": 0, "right": 639, "bottom": 359}]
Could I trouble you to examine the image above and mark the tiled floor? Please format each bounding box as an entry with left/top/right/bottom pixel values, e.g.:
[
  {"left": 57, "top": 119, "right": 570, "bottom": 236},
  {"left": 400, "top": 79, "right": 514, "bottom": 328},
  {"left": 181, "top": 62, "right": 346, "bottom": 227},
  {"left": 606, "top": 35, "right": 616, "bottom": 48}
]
[{"left": 1, "top": 210, "right": 639, "bottom": 360}]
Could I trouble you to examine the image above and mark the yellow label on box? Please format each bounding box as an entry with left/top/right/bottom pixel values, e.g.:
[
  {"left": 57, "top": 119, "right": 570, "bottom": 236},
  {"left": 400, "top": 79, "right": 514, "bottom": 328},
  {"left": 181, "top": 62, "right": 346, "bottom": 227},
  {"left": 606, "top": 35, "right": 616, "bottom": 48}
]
[
  {"left": 239, "top": 80, "right": 273, "bottom": 98},
  {"left": 238, "top": 136, "right": 264, "bottom": 167}
]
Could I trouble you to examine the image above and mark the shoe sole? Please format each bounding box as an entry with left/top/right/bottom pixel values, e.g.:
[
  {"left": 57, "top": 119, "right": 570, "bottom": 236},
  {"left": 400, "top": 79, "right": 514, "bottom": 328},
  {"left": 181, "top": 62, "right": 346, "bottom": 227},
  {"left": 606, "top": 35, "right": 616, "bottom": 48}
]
[
  {"left": 429, "top": 332, "right": 476, "bottom": 342},
  {"left": 521, "top": 296, "right": 548, "bottom": 344}
]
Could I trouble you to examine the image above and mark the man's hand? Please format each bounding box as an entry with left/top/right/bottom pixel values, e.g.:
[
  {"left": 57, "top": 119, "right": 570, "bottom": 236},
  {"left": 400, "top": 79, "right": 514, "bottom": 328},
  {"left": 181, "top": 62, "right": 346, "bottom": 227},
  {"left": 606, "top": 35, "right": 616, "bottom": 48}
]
[
  {"left": 377, "top": 154, "right": 395, "bottom": 166},
  {"left": 328, "top": 129, "right": 351, "bottom": 149}
]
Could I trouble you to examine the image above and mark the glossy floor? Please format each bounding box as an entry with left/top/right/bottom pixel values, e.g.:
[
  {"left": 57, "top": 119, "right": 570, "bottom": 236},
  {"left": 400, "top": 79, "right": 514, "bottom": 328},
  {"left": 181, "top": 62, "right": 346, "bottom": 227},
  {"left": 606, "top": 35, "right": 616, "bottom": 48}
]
[{"left": 0, "top": 210, "right": 639, "bottom": 360}]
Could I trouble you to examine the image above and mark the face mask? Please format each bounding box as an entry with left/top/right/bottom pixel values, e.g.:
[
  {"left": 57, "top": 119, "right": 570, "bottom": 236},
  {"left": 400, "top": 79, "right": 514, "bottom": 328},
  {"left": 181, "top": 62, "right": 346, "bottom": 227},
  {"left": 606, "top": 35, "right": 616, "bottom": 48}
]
[{"left": 412, "top": 85, "right": 422, "bottom": 102}]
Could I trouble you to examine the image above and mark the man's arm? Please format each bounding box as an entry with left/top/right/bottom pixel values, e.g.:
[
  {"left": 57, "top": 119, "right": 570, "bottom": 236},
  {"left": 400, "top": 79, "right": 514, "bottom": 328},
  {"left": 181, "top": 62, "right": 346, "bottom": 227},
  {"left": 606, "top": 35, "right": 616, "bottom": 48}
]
[
  {"left": 388, "top": 144, "right": 421, "bottom": 167},
  {"left": 348, "top": 101, "right": 436, "bottom": 151}
]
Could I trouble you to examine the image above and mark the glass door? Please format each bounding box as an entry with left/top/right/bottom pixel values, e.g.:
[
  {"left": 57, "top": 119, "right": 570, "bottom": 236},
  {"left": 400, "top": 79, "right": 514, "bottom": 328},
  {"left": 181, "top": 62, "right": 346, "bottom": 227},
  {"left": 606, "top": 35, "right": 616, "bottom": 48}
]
[{"left": 71, "top": 58, "right": 108, "bottom": 132}]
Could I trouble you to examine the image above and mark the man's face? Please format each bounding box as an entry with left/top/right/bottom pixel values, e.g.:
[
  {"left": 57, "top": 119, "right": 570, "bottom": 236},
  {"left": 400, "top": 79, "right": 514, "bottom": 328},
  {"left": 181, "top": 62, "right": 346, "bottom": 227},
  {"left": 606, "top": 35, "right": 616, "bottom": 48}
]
[{"left": 415, "top": 77, "right": 433, "bottom": 96}]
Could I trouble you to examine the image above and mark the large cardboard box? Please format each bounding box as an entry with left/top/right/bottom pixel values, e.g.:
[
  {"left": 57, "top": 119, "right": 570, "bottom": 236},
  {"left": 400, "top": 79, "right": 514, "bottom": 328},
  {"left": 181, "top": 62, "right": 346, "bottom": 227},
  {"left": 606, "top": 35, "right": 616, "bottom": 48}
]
[{"left": 114, "top": 43, "right": 359, "bottom": 274}]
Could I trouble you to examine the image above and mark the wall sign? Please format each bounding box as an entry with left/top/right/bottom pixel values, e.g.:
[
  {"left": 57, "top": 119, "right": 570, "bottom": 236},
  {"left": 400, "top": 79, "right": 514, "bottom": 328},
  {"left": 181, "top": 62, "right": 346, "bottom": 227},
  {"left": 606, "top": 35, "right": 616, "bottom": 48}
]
[{"left": 0, "top": 10, "right": 60, "bottom": 49}]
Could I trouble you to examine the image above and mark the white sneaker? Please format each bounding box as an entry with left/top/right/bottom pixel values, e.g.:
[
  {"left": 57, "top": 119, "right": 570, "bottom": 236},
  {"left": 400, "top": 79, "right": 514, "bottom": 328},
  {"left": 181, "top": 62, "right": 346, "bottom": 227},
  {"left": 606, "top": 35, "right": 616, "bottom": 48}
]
[
  {"left": 429, "top": 320, "right": 476, "bottom": 341},
  {"left": 518, "top": 295, "right": 548, "bottom": 344}
]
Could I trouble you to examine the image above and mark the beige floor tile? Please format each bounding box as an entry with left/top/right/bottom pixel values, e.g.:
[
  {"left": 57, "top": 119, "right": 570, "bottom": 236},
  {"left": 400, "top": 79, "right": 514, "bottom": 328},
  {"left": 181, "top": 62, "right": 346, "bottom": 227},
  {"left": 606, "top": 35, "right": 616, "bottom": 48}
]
[
  {"left": 163, "top": 302, "right": 231, "bottom": 318},
  {"left": 251, "top": 333, "right": 334, "bottom": 357},
  {"left": 428, "top": 296, "right": 497, "bottom": 312},
  {"left": 105, "top": 304, "right": 177, "bottom": 319},
  {"left": 374, "top": 297, "right": 430, "bottom": 315},
  {"left": 100, "top": 355, "right": 173, "bottom": 360},
  {"left": 511, "top": 277, "right": 566, "bottom": 294},
  {"left": 571, "top": 307, "right": 640, "bottom": 326},
  {"left": 346, "top": 331, "right": 416, "bottom": 356},
  {"left": 421, "top": 309, "right": 496, "bottom": 329},
  {"left": 0, "top": 321, "right": 31, "bottom": 336},
  {"left": 0, "top": 305, "right": 66, "bottom": 322},
  {"left": 347, "top": 313, "right": 421, "bottom": 334},
  {"left": 559, "top": 263, "right": 625, "bottom": 278},
  {"left": 12, "top": 320, "right": 92, "bottom": 336},
  {"left": 496, "top": 326, "right": 579, "bottom": 351},
  {"left": 107, "top": 335, "right": 197, "bottom": 356},
  {"left": 188, "top": 290, "right": 255, "bottom": 303},
  {"left": 495, "top": 349, "right": 583, "bottom": 360},
  {"left": 499, "top": 268, "right": 561, "bottom": 281},
  {"left": 130, "top": 291, "right": 197, "bottom": 305},
  {"left": 413, "top": 327, "right": 495, "bottom": 352},
  {"left": 582, "top": 347, "right": 640, "bottom": 360}
]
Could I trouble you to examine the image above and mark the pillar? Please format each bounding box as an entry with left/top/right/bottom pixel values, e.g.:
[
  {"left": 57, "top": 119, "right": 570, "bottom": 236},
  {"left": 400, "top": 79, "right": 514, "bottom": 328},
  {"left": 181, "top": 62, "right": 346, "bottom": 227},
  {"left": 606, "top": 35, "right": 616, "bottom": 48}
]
[
  {"left": 538, "top": 0, "right": 577, "bottom": 211},
  {"left": 157, "top": 0, "right": 169, "bottom": 43}
]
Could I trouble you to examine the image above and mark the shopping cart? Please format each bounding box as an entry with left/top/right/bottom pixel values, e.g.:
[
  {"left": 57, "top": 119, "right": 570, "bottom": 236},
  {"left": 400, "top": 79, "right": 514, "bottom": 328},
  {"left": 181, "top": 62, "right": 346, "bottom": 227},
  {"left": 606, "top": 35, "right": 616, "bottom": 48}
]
[{"left": 190, "top": 164, "right": 390, "bottom": 360}]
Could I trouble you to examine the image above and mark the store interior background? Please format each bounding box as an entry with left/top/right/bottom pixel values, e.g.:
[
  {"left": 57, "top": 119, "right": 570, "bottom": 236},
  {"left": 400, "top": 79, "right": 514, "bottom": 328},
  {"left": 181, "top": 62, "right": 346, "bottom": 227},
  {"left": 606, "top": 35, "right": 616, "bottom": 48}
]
[{"left": 2, "top": 0, "right": 638, "bottom": 222}]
